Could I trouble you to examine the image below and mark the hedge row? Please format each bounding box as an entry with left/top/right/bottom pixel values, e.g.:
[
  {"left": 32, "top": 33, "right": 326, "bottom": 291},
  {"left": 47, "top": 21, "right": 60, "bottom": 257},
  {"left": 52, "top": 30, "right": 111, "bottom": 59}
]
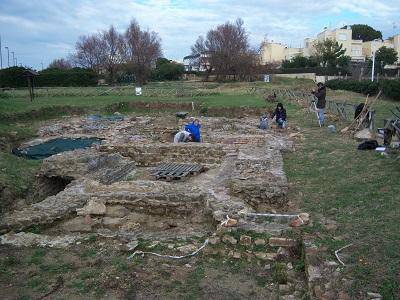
[
  {"left": 0, "top": 67, "right": 98, "bottom": 88},
  {"left": 326, "top": 79, "right": 400, "bottom": 101},
  {"left": 36, "top": 68, "right": 98, "bottom": 87},
  {"left": 276, "top": 67, "right": 350, "bottom": 76}
]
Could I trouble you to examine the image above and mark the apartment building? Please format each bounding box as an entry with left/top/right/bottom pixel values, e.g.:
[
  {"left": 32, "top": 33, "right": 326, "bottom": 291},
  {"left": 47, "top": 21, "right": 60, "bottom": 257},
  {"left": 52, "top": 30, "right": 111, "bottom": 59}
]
[
  {"left": 362, "top": 35, "right": 400, "bottom": 62},
  {"left": 314, "top": 27, "right": 365, "bottom": 61},
  {"left": 260, "top": 26, "right": 394, "bottom": 64},
  {"left": 260, "top": 41, "right": 302, "bottom": 64}
]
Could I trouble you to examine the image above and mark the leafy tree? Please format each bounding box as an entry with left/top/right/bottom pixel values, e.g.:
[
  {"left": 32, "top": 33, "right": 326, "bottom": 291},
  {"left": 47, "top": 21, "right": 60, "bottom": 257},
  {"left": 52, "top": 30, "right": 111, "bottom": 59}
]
[
  {"left": 152, "top": 58, "right": 184, "bottom": 81},
  {"left": 289, "top": 55, "right": 308, "bottom": 68},
  {"left": 307, "top": 56, "right": 319, "bottom": 67},
  {"left": 337, "top": 55, "right": 351, "bottom": 68},
  {"left": 314, "top": 39, "right": 346, "bottom": 67},
  {"left": 282, "top": 55, "right": 319, "bottom": 69},
  {"left": 375, "top": 46, "right": 398, "bottom": 66},
  {"left": 349, "top": 24, "right": 382, "bottom": 41}
]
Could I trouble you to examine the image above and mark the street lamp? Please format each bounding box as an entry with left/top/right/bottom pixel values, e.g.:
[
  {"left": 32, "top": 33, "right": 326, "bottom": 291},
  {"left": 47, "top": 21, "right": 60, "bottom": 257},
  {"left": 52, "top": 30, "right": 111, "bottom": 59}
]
[
  {"left": 371, "top": 39, "right": 380, "bottom": 82},
  {"left": 0, "top": 35, "right": 2, "bottom": 69},
  {"left": 5, "top": 46, "right": 9, "bottom": 67}
]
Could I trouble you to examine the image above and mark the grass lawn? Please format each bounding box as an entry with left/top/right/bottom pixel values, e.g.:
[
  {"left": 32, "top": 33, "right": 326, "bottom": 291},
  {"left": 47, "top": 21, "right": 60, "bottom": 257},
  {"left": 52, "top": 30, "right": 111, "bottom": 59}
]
[
  {"left": 0, "top": 78, "right": 399, "bottom": 298},
  {"left": 284, "top": 125, "right": 400, "bottom": 298}
]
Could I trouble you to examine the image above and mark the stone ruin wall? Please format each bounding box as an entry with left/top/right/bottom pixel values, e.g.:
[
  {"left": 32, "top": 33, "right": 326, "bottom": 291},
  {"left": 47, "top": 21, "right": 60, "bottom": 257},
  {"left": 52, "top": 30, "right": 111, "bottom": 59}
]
[
  {"left": 100, "top": 142, "right": 226, "bottom": 166},
  {"left": 229, "top": 144, "right": 290, "bottom": 210}
]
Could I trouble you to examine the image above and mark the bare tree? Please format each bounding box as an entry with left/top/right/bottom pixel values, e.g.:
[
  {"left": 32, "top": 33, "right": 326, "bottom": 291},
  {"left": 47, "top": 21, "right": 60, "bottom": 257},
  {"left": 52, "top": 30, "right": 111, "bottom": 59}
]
[
  {"left": 123, "top": 19, "right": 162, "bottom": 84},
  {"left": 192, "top": 19, "right": 257, "bottom": 81},
  {"left": 48, "top": 58, "right": 73, "bottom": 69},
  {"left": 190, "top": 36, "right": 213, "bottom": 80},
  {"left": 74, "top": 34, "right": 105, "bottom": 74},
  {"left": 101, "top": 25, "right": 124, "bottom": 83}
]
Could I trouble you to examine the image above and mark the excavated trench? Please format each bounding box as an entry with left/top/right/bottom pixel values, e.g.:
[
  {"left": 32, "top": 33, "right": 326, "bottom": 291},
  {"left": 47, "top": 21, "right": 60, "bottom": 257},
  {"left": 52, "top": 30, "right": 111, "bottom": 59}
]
[{"left": 0, "top": 115, "right": 314, "bottom": 298}]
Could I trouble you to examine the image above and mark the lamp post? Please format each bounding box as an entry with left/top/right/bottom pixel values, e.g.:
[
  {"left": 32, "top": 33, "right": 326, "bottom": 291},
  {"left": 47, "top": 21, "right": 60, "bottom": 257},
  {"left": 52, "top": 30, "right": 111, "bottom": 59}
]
[
  {"left": 371, "top": 39, "right": 379, "bottom": 82},
  {"left": 5, "top": 46, "right": 9, "bottom": 67},
  {"left": 0, "top": 35, "right": 2, "bottom": 69}
]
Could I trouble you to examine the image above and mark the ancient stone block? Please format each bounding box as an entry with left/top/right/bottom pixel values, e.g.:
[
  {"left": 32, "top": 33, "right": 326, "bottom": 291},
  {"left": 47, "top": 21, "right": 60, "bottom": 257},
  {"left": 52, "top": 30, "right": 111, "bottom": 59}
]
[
  {"left": 77, "top": 200, "right": 106, "bottom": 216},
  {"left": 308, "top": 265, "right": 322, "bottom": 282},
  {"left": 105, "top": 205, "right": 130, "bottom": 217},
  {"left": 239, "top": 235, "right": 252, "bottom": 246},
  {"left": 269, "top": 237, "right": 297, "bottom": 247},
  {"left": 254, "top": 238, "right": 266, "bottom": 246},
  {"left": 266, "top": 252, "right": 278, "bottom": 260},
  {"left": 62, "top": 217, "right": 93, "bottom": 232},
  {"left": 209, "top": 237, "right": 220, "bottom": 245},
  {"left": 102, "top": 217, "right": 124, "bottom": 229},
  {"left": 222, "top": 235, "right": 238, "bottom": 245}
]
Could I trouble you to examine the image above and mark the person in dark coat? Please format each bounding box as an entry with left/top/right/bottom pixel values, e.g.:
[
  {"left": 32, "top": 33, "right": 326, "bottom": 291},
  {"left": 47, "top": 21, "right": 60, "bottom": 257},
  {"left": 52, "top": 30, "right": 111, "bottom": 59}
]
[
  {"left": 311, "top": 82, "right": 326, "bottom": 126},
  {"left": 271, "top": 103, "right": 287, "bottom": 129}
]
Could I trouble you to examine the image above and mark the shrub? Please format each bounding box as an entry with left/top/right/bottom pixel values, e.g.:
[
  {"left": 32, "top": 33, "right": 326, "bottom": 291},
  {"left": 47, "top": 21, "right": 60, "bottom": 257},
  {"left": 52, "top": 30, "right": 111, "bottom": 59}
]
[
  {"left": 276, "top": 67, "right": 351, "bottom": 76},
  {"left": 36, "top": 68, "right": 98, "bottom": 86},
  {"left": 0, "top": 67, "right": 98, "bottom": 87},
  {"left": 0, "top": 66, "right": 27, "bottom": 88},
  {"left": 326, "top": 79, "right": 400, "bottom": 101},
  {"left": 379, "top": 79, "right": 400, "bottom": 101}
]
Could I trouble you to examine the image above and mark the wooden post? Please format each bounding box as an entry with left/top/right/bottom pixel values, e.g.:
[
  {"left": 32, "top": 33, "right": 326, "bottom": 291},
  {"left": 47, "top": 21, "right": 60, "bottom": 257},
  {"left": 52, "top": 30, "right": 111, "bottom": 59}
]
[{"left": 27, "top": 77, "right": 33, "bottom": 101}]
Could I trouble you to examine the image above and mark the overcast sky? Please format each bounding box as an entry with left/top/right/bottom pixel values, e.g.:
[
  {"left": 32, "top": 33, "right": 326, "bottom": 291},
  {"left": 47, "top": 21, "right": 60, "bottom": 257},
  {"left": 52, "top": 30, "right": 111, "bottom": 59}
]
[{"left": 0, "top": 0, "right": 399, "bottom": 70}]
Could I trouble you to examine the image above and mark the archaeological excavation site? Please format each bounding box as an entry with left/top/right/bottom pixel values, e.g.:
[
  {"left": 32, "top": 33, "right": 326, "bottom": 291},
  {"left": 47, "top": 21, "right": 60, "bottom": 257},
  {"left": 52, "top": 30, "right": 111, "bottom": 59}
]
[{"left": 0, "top": 107, "right": 350, "bottom": 299}]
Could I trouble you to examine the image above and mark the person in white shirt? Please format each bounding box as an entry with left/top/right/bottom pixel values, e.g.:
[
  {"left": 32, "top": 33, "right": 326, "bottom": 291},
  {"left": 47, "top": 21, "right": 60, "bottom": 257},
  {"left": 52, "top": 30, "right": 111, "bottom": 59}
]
[{"left": 173, "top": 130, "right": 194, "bottom": 143}]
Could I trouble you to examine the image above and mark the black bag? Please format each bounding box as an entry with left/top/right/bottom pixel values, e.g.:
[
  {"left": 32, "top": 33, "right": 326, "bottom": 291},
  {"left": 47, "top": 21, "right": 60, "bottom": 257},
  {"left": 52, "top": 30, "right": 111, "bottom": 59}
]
[{"left": 357, "top": 140, "right": 379, "bottom": 150}]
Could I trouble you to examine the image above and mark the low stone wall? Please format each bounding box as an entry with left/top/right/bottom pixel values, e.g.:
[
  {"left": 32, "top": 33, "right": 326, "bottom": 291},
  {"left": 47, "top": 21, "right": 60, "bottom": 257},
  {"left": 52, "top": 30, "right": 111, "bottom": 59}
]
[
  {"left": 207, "top": 107, "right": 265, "bottom": 118},
  {"left": 35, "top": 149, "right": 136, "bottom": 199},
  {"left": 0, "top": 179, "right": 211, "bottom": 234},
  {"left": 274, "top": 73, "right": 316, "bottom": 81},
  {"left": 105, "top": 101, "right": 197, "bottom": 113},
  {"left": 0, "top": 183, "right": 90, "bottom": 233},
  {"left": 229, "top": 149, "right": 289, "bottom": 210},
  {"left": 100, "top": 142, "right": 226, "bottom": 166}
]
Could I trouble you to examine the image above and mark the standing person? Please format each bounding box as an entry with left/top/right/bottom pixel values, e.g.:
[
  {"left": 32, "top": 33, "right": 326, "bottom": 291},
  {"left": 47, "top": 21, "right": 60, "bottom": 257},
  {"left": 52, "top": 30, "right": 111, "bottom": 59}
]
[
  {"left": 312, "top": 82, "right": 326, "bottom": 126},
  {"left": 271, "top": 103, "right": 287, "bottom": 129},
  {"left": 185, "top": 118, "right": 202, "bottom": 142}
]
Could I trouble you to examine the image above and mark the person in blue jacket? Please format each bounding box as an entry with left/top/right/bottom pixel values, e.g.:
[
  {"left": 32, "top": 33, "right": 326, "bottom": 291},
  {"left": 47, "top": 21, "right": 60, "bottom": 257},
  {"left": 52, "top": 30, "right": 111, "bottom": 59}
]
[
  {"left": 185, "top": 118, "right": 202, "bottom": 142},
  {"left": 271, "top": 103, "right": 287, "bottom": 129}
]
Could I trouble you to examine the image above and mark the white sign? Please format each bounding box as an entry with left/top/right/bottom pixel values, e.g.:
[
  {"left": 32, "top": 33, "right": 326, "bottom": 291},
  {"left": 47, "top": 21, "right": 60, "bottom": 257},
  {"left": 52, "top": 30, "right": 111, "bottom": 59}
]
[
  {"left": 135, "top": 87, "right": 142, "bottom": 96},
  {"left": 264, "top": 74, "right": 270, "bottom": 83}
]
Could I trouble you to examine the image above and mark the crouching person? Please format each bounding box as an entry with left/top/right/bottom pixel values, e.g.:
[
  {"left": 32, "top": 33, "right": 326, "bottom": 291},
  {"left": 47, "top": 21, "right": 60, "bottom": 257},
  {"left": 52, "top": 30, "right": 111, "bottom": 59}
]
[
  {"left": 174, "top": 130, "right": 194, "bottom": 143},
  {"left": 185, "top": 118, "right": 202, "bottom": 142},
  {"left": 271, "top": 103, "right": 287, "bottom": 129},
  {"left": 258, "top": 113, "right": 269, "bottom": 130}
]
